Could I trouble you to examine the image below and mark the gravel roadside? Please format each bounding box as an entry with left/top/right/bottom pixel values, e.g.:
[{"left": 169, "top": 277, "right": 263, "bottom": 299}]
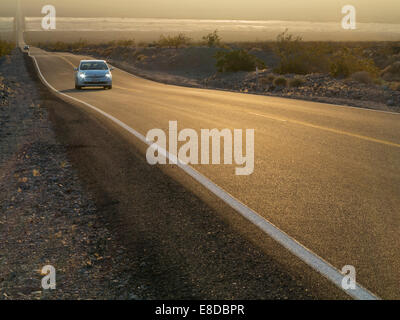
[{"left": 0, "top": 49, "right": 140, "bottom": 300}]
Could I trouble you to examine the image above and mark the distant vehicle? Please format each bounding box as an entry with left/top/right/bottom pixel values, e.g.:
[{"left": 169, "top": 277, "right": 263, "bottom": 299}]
[
  {"left": 23, "top": 45, "right": 29, "bottom": 51},
  {"left": 74, "top": 60, "right": 113, "bottom": 90}
]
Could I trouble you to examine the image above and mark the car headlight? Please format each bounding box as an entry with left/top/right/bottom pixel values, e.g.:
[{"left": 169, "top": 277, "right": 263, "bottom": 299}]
[
  {"left": 105, "top": 73, "right": 112, "bottom": 78},
  {"left": 79, "top": 73, "right": 86, "bottom": 79}
]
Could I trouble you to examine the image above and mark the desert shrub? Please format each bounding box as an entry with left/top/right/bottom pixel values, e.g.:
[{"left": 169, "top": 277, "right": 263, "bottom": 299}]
[
  {"left": 377, "top": 42, "right": 400, "bottom": 56},
  {"left": 273, "top": 30, "right": 379, "bottom": 78},
  {"left": 391, "top": 82, "right": 400, "bottom": 91},
  {"left": 330, "top": 48, "right": 379, "bottom": 78},
  {"left": 366, "top": 42, "right": 400, "bottom": 68},
  {"left": 69, "top": 40, "right": 88, "bottom": 51},
  {"left": 249, "top": 47, "right": 262, "bottom": 53},
  {"left": 373, "top": 78, "right": 384, "bottom": 85},
  {"left": 101, "top": 47, "right": 114, "bottom": 57},
  {"left": 266, "top": 74, "right": 275, "bottom": 82},
  {"left": 350, "top": 71, "right": 373, "bottom": 84},
  {"left": 136, "top": 54, "right": 147, "bottom": 61},
  {"left": 289, "top": 76, "right": 305, "bottom": 87},
  {"left": 157, "top": 34, "right": 191, "bottom": 48},
  {"left": 259, "top": 74, "right": 275, "bottom": 86},
  {"left": 273, "top": 76, "right": 288, "bottom": 87},
  {"left": 0, "top": 40, "right": 13, "bottom": 57},
  {"left": 202, "top": 30, "right": 221, "bottom": 47},
  {"left": 45, "top": 41, "right": 67, "bottom": 51},
  {"left": 215, "top": 49, "right": 265, "bottom": 72},
  {"left": 381, "top": 61, "right": 400, "bottom": 81},
  {"left": 273, "top": 30, "right": 330, "bottom": 75},
  {"left": 39, "top": 40, "right": 88, "bottom": 52},
  {"left": 107, "top": 39, "right": 135, "bottom": 47}
]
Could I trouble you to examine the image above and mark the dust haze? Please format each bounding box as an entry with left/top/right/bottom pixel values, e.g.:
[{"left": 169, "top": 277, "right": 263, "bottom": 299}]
[{"left": 1, "top": 0, "right": 400, "bottom": 42}]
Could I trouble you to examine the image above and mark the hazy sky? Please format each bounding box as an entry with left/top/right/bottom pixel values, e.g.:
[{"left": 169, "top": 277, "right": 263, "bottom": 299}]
[{"left": 1, "top": 0, "right": 400, "bottom": 23}]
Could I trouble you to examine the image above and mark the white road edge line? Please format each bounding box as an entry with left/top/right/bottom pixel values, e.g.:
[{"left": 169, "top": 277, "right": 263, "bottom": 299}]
[{"left": 29, "top": 51, "right": 380, "bottom": 300}]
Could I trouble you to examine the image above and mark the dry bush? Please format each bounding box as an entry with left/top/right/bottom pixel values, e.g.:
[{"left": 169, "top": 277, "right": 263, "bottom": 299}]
[
  {"left": 273, "top": 76, "right": 288, "bottom": 87},
  {"left": 136, "top": 54, "right": 147, "bottom": 61},
  {"left": 259, "top": 74, "right": 275, "bottom": 86},
  {"left": 202, "top": 30, "right": 221, "bottom": 47},
  {"left": 381, "top": 61, "right": 400, "bottom": 82},
  {"left": 38, "top": 40, "right": 88, "bottom": 52},
  {"left": 106, "top": 39, "right": 135, "bottom": 47},
  {"left": 273, "top": 30, "right": 379, "bottom": 79},
  {"left": 157, "top": 34, "right": 192, "bottom": 48},
  {"left": 350, "top": 71, "right": 374, "bottom": 84},
  {"left": 391, "top": 82, "right": 400, "bottom": 91},
  {"left": 101, "top": 47, "right": 114, "bottom": 57},
  {"left": 289, "top": 76, "right": 305, "bottom": 87},
  {"left": 273, "top": 29, "right": 330, "bottom": 75},
  {"left": 215, "top": 49, "right": 265, "bottom": 72},
  {"left": 0, "top": 40, "right": 13, "bottom": 57},
  {"left": 330, "top": 47, "right": 379, "bottom": 78}
]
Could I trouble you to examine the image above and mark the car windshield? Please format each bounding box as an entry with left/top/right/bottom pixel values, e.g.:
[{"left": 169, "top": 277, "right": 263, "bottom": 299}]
[{"left": 80, "top": 62, "right": 108, "bottom": 71}]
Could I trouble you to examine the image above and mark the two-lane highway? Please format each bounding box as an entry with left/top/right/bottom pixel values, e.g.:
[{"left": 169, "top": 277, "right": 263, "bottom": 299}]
[{"left": 29, "top": 47, "right": 400, "bottom": 299}]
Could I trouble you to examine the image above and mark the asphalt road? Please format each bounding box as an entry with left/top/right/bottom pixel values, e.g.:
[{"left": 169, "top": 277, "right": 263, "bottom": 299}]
[{"left": 29, "top": 47, "right": 400, "bottom": 299}]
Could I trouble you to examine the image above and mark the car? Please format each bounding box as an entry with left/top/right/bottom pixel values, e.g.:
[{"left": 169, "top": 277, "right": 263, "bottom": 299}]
[
  {"left": 74, "top": 60, "right": 113, "bottom": 90},
  {"left": 24, "top": 45, "right": 29, "bottom": 51}
]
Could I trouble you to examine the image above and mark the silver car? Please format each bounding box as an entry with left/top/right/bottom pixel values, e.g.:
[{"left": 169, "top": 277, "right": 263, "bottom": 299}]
[{"left": 74, "top": 60, "right": 113, "bottom": 90}]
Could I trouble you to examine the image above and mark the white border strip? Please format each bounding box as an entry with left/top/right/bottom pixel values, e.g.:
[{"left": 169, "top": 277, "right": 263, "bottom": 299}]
[{"left": 29, "top": 50, "right": 380, "bottom": 300}]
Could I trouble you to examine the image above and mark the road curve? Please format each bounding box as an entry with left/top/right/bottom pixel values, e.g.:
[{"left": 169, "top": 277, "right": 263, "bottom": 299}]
[{"left": 29, "top": 47, "right": 400, "bottom": 299}]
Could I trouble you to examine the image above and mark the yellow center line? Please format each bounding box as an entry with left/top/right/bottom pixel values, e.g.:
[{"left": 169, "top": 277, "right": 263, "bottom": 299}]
[
  {"left": 249, "top": 112, "right": 287, "bottom": 122},
  {"left": 113, "top": 85, "right": 136, "bottom": 91},
  {"left": 249, "top": 112, "right": 400, "bottom": 148},
  {"left": 56, "top": 55, "right": 77, "bottom": 69}
]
